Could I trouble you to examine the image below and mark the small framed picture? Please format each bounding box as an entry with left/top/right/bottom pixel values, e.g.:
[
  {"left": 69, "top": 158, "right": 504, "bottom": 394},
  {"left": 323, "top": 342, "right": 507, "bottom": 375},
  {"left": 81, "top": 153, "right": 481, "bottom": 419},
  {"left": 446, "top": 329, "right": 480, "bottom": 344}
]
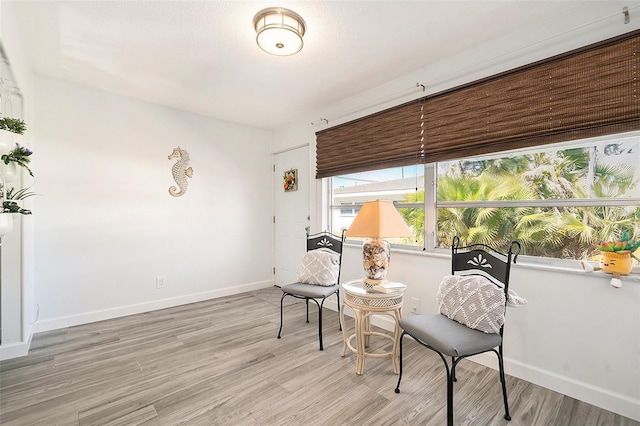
[{"left": 283, "top": 168, "right": 298, "bottom": 192}]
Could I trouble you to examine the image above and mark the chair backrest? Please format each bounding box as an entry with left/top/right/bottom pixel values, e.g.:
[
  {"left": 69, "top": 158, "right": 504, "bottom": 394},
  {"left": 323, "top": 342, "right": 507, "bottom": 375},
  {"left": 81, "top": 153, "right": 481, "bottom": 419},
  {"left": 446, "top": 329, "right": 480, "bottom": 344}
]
[
  {"left": 446, "top": 236, "right": 521, "bottom": 335},
  {"left": 306, "top": 229, "right": 346, "bottom": 284},
  {"left": 450, "top": 236, "right": 521, "bottom": 294}
]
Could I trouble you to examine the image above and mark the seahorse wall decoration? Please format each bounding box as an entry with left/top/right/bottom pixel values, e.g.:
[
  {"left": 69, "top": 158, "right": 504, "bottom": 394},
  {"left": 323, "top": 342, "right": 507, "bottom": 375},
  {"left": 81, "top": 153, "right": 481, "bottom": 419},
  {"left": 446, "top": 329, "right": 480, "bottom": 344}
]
[{"left": 168, "top": 146, "right": 193, "bottom": 197}]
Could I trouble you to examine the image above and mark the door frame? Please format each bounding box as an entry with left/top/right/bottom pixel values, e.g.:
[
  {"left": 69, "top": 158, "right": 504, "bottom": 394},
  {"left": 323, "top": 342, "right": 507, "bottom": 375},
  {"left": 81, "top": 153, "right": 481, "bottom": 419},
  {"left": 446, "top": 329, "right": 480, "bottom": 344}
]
[{"left": 273, "top": 144, "right": 312, "bottom": 287}]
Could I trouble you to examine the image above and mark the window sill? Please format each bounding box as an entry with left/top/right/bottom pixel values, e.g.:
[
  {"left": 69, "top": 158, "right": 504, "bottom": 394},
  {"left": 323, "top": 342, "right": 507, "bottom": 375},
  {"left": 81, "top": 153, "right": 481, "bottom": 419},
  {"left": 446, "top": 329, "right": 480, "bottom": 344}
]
[
  {"left": 513, "top": 260, "right": 640, "bottom": 282},
  {"left": 344, "top": 241, "right": 640, "bottom": 283}
]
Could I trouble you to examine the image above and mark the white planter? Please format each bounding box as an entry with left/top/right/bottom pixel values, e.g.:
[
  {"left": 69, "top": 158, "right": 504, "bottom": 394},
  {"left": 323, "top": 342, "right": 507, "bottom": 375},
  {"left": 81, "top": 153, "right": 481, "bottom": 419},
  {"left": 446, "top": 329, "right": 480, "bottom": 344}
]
[
  {"left": 0, "top": 213, "right": 14, "bottom": 236},
  {"left": 0, "top": 130, "right": 21, "bottom": 154},
  {"left": 0, "top": 160, "right": 18, "bottom": 184},
  {"left": 0, "top": 130, "right": 23, "bottom": 184}
]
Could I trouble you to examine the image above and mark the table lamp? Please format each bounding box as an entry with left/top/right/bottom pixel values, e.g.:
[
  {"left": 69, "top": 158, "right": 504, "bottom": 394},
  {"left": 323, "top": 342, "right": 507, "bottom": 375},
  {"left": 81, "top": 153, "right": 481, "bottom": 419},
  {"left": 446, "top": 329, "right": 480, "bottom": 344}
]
[{"left": 345, "top": 200, "right": 413, "bottom": 291}]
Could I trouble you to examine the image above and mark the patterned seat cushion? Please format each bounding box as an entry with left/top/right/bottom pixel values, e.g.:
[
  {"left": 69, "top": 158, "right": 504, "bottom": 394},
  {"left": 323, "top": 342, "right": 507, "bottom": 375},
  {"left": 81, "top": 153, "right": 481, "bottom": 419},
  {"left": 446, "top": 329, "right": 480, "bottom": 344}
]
[
  {"left": 297, "top": 250, "right": 340, "bottom": 286},
  {"left": 437, "top": 275, "right": 507, "bottom": 334}
]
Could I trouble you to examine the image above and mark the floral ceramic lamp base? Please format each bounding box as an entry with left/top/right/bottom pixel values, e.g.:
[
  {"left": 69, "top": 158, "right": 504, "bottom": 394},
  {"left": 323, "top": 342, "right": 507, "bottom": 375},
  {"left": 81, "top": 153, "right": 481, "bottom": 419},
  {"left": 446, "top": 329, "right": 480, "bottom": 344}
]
[{"left": 362, "top": 237, "right": 390, "bottom": 291}]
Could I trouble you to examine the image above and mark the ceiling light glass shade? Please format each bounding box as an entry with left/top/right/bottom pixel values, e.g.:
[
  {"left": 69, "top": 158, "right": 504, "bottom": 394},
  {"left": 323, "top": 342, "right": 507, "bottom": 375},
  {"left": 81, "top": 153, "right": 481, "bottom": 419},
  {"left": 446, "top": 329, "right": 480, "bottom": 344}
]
[{"left": 253, "top": 7, "right": 306, "bottom": 56}]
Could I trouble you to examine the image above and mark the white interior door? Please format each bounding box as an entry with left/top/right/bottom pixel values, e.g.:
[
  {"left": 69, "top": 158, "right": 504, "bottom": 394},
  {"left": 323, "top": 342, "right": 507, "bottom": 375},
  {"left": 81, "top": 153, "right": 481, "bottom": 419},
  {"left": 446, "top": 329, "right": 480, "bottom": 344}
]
[{"left": 274, "top": 146, "right": 310, "bottom": 287}]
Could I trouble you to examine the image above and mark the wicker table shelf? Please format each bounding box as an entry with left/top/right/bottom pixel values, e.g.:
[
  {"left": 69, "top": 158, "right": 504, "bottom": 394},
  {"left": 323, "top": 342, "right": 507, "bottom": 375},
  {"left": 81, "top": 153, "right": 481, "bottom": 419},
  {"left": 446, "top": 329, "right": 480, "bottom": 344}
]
[{"left": 340, "top": 280, "right": 405, "bottom": 375}]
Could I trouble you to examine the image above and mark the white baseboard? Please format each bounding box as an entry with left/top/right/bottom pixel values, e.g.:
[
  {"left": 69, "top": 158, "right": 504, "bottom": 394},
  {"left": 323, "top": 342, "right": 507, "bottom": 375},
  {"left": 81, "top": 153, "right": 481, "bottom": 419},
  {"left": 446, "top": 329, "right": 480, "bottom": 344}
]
[
  {"left": 32, "top": 280, "right": 274, "bottom": 335},
  {"left": 324, "top": 300, "right": 639, "bottom": 422},
  {"left": 0, "top": 319, "right": 34, "bottom": 361},
  {"left": 0, "top": 340, "right": 30, "bottom": 360}
]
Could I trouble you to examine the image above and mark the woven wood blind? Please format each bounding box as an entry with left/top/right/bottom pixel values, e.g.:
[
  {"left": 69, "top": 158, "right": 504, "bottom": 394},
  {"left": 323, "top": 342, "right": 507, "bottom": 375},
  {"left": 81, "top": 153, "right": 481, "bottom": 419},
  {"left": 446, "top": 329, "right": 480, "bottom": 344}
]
[
  {"left": 316, "top": 29, "right": 640, "bottom": 178},
  {"left": 315, "top": 101, "right": 423, "bottom": 178}
]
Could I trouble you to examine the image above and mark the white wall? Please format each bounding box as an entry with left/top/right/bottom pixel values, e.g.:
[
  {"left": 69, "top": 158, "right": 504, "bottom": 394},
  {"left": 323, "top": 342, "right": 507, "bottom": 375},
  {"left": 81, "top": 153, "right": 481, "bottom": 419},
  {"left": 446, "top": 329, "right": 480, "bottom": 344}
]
[
  {"left": 272, "top": 3, "right": 640, "bottom": 421},
  {"left": 31, "top": 76, "right": 274, "bottom": 329},
  {"left": 0, "top": 0, "right": 37, "bottom": 359}
]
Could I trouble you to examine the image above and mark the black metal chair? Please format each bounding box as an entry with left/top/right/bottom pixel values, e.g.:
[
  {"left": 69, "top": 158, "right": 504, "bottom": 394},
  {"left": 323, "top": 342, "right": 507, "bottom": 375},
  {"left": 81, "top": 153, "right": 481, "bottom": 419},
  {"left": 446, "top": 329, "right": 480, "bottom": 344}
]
[
  {"left": 277, "top": 229, "right": 346, "bottom": 351},
  {"left": 395, "top": 236, "right": 521, "bottom": 426}
]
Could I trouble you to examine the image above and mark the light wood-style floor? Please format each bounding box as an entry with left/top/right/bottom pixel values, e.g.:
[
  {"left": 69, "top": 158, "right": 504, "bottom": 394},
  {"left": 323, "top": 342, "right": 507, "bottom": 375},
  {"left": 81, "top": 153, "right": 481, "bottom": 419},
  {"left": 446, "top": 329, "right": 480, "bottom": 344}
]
[{"left": 1, "top": 286, "right": 637, "bottom": 426}]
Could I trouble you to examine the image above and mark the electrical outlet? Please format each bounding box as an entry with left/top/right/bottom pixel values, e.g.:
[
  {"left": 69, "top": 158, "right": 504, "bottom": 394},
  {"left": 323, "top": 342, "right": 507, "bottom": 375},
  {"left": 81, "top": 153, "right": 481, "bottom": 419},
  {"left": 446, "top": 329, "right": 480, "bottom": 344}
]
[
  {"left": 156, "top": 276, "right": 166, "bottom": 289},
  {"left": 410, "top": 297, "right": 420, "bottom": 315}
]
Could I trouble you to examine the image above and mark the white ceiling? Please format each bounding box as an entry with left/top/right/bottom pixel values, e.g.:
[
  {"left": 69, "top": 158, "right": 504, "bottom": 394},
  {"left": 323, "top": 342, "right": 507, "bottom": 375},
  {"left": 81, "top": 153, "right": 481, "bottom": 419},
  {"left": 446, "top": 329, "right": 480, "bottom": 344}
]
[{"left": 8, "top": 1, "right": 636, "bottom": 130}]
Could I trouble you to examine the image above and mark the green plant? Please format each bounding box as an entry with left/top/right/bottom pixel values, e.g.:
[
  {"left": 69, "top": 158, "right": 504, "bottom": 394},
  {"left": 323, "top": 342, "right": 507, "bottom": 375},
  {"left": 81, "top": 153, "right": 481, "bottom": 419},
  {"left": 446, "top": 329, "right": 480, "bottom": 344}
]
[
  {"left": 1, "top": 186, "right": 36, "bottom": 215},
  {"left": 1, "top": 143, "right": 33, "bottom": 176},
  {"left": 0, "top": 117, "right": 26, "bottom": 134},
  {"left": 595, "top": 229, "right": 640, "bottom": 254},
  {"left": 2, "top": 200, "right": 31, "bottom": 215},
  {"left": 0, "top": 119, "right": 35, "bottom": 218},
  {"left": 4, "top": 186, "right": 37, "bottom": 201}
]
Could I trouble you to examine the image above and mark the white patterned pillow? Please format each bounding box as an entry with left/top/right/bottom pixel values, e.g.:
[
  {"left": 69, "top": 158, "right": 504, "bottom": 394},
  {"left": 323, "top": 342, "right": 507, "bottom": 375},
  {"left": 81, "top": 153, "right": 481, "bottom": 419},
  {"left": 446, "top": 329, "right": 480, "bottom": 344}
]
[
  {"left": 298, "top": 250, "right": 340, "bottom": 286},
  {"left": 437, "top": 275, "right": 507, "bottom": 334}
]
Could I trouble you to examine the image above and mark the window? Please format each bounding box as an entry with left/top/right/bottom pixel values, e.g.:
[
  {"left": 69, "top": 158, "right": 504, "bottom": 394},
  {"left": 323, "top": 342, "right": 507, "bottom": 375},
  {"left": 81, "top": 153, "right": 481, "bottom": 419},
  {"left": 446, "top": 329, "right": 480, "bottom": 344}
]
[
  {"left": 329, "top": 132, "right": 640, "bottom": 261},
  {"left": 339, "top": 203, "right": 358, "bottom": 216},
  {"left": 323, "top": 30, "right": 640, "bottom": 262},
  {"left": 330, "top": 165, "right": 425, "bottom": 247}
]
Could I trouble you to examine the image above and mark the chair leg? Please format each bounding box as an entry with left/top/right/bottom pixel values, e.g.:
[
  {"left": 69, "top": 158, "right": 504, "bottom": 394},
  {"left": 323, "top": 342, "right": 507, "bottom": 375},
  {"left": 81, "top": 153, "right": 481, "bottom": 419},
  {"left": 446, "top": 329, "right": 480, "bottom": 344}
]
[
  {"left": 318, "top": 297, "right": 325, "bottom": 351},
  {"left": 451, "top": 356, "right": 457, "bottom": 382},
  {"left": 277, "top": 292, "right": 287, "bottom": 339},
  {"left": 306, "top": 299, "right": 310, "bottom": 323},
  {"left": 394, "top": 332, "right": 405, "bottom": 393},
  {"left": 497, "top": 347, "right": 511, "bottom": 421},
  {"left": 395, "top": 335, "right": 456, "bottom": 426},
  {"left": 446, "top": 363, "right": 455, "bottom": 426},
  {"left": 336, "top": 289, "right": 342, "bottom": 331}
]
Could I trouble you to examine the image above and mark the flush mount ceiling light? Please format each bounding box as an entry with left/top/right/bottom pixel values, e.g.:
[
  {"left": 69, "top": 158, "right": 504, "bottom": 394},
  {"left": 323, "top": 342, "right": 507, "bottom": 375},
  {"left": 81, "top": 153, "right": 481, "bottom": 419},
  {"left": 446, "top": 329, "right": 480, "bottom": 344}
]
[{"left": 253, "top": 7, "right": 306, "bottom": 56}]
